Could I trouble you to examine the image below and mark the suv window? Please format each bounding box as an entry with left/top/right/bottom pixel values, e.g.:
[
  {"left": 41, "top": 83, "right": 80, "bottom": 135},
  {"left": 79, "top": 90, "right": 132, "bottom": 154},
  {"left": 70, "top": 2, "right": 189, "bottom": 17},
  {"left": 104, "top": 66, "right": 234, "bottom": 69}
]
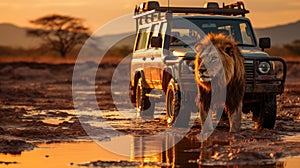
[
  {"left": 169, "top": 19, "right": 201, "bottom": 47},
  {"left": 160, "top": 22, "right": 167, "bottom": 46},
  {"left": 135, "top": 27, "right": 150, "bottom": 51},
  {"left": 170, "top": 28, "right": 200, "bottom": 47},
  {"left": 240, "top": 22, "right": 254, "bottom": 46},
  {"left": 149, "top": 23, "right": 160, "bottom": 48},
  {"left": 171, "top": 18, "right": 256, "bottom": 47},
  {"left": 152, "top": 24, "right": 160, "bottom": 37}
]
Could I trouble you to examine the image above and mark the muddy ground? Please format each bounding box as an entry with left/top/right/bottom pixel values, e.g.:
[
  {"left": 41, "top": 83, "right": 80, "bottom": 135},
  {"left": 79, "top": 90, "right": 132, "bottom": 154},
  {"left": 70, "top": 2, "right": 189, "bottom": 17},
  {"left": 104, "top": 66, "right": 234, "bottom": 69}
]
[{"left": 0, "top": 60, "right": 300, "bottom": 166}]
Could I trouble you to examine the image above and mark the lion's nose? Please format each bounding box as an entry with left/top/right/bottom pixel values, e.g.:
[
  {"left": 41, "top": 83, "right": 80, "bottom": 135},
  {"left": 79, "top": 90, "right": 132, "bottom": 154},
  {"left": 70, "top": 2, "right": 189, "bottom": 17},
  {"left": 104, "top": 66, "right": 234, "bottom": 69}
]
[{"left": 199, "top": 66, "right": 207, "bottom": 74}]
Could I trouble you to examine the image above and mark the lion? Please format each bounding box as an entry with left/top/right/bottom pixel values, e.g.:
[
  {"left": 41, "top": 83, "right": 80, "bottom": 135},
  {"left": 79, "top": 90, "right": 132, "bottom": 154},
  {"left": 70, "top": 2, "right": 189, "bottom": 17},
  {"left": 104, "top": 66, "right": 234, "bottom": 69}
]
[{"left": 194, "top": 33, "right": 245, "bottom": 132}]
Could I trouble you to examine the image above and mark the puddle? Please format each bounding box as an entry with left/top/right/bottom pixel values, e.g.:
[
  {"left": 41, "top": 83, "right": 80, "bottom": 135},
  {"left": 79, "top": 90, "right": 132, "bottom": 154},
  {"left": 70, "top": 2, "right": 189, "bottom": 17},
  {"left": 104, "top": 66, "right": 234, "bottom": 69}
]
[
  {"left": 1, "top": 104, "right": 300, "bottom": 167},
  {"left": 22, "top": 109, "right": 76, "bottom": 125},
  {"left": 282, "top": 157, "right": 300, "bottom": 168},
  {"left": 73, "top": 91, "right": 105, "bottom": 95},
  {"left": 283, "top": 134, "right": 300, "bottom": 142},
  {"left": 1, "top": 136, "right": 299, "bottom": 168},
  {"left": 0, "top": 142, "right": 128, "bottom": 168}
]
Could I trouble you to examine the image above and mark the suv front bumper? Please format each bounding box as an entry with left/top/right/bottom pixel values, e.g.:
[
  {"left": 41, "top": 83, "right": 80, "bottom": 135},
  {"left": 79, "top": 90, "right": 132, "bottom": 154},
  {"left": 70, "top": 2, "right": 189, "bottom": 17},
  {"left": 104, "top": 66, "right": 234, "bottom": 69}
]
[{"left": 244, "top": 57, "right": 287, "bottom": 94}]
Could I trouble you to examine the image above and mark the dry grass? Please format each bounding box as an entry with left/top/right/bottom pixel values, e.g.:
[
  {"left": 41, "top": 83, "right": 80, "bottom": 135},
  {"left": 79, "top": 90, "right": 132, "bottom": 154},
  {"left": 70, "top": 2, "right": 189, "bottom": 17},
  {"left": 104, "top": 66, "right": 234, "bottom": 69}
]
[
  {"left": 280, "top": 56, "right": 300, "bottom": 62},
  {"left": 1, "top": 54, "right": 299, "bottom": 65},
  {"left": 0, "top": 55, "right": 125, "bottom": 64},
  {"left": 0, "top": 55, "right": 76, "bottom": 64}
]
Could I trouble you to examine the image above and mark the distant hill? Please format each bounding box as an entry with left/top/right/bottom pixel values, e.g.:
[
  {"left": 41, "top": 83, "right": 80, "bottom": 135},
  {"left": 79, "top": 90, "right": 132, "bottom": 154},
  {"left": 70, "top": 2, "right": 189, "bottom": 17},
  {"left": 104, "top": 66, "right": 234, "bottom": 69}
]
[
  {"left": 0, "top": 20, "right": 300, "bottom": 49},
  {"left": 0, "top": 23, "right": 135, "bottom": 50},
  {"left": 255, "top": 20, "right": 300, "bottom": 46},
  {"left": 95, "top": 32, "right": 136, "bottom": 50},
  {"left": 0, "top": 23, "right": 42, "bottom": 48}
]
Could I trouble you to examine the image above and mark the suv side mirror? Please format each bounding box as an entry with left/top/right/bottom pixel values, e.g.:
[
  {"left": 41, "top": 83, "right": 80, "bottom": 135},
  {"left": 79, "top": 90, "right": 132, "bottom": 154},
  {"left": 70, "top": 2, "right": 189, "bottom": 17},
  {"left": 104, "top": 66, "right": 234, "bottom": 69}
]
[
  {"left": 259, "top": 37, "right": 271, "bottom": 51},
  {"left": 150, "top": 36, "right": 162, "bottom": 48}
]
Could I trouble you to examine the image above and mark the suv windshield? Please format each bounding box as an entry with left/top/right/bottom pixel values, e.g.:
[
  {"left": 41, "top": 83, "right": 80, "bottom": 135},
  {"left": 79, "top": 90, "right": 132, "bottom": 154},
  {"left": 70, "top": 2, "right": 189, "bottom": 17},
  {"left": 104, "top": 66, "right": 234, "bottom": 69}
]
[{"left": 170, "top": 18, "right": 256, "bottom": 47}]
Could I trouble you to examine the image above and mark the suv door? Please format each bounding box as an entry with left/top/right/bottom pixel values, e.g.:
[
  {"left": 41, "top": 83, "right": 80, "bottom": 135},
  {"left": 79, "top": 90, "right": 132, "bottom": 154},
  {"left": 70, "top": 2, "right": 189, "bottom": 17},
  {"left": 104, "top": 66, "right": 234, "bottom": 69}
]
[
  {"left": 149, "top": 23, "right": 164, "bottom": 89},
  {"left": 132, "top": 26, "right": 154, "bottom": 88}
]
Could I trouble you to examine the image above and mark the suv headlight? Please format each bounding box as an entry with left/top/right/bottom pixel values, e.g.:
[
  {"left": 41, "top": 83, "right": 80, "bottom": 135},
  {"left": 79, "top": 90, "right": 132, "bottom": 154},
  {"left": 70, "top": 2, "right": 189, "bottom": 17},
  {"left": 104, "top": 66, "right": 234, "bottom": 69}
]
[{"left": 258, "top": 61, "right": 271, "bottom": 74}]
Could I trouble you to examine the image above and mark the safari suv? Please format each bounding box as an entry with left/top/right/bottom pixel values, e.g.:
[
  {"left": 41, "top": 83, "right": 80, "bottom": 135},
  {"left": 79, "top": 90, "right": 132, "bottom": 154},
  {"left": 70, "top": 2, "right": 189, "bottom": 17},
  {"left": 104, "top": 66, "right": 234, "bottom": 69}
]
[{"left": 129, "top": 1, "right": 286, "bottom": 128}]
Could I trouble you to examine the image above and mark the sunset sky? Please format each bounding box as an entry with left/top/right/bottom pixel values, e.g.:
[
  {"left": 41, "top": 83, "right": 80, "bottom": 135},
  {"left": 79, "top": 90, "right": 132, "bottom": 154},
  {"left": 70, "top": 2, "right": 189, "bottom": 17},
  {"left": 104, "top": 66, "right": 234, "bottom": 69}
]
[{"left": 1, "top": 0, "right": 300, "bottom": 33}]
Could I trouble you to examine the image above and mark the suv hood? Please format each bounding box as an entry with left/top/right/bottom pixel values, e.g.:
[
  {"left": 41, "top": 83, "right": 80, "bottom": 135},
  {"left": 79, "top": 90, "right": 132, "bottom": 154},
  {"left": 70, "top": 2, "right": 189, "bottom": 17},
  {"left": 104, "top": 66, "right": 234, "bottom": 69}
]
[
  {"left": 172, "top": 48, "right": 196, "bottom": 57},
  {"left": 241, "top": 49, "right": 270, "bottom": 58},
  {"left": 172, "top": 48, "right": 270, "bottom": 58}
]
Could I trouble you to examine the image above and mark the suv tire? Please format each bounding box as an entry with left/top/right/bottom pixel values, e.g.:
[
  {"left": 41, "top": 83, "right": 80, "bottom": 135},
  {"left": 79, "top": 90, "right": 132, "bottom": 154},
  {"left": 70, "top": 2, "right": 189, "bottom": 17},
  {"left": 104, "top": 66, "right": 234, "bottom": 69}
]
[
  {"left": 135, "top": 77, "right": 155, "bottom": 116},
  {"left": 166, "top": 79, "right": 191, "bottom": 127},
  {"left": 253, "top": 95, "right": 277, "bottom": 129}
]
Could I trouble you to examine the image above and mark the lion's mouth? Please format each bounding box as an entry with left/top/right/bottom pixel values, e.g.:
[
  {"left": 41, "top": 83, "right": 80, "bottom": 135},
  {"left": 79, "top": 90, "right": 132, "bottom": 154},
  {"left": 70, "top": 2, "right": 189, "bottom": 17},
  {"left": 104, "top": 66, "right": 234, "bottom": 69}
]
[{"left": 199, "top": 74, "right": 211, "bottom": 82}]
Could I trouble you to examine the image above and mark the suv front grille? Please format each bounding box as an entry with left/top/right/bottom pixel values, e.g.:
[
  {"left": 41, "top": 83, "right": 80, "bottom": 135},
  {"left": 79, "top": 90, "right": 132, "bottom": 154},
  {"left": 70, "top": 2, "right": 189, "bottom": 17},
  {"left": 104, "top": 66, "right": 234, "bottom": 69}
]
[{"left": 244, "top": 60, "right": 254, "bottom": 84}]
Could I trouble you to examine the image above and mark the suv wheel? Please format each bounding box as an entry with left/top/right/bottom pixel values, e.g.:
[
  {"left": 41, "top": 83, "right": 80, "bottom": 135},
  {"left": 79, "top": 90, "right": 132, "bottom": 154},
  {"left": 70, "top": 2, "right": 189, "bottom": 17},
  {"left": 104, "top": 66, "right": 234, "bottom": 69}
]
[
  {"left": 135, "top": 77, "right": 154, "bottom": 116},
  {"left": 166, "top": 79, "right": 191, "bottom": 127},
  {"left": 253, "top": 95, "right": 277, "bottom": 129}
]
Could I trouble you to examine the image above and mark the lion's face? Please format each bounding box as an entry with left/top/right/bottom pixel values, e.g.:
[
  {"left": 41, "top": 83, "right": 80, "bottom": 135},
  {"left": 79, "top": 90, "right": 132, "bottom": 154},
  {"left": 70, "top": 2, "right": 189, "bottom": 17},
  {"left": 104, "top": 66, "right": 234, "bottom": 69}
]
[{"left": 195, "top": 33, "right": 244, "bottom": 90}]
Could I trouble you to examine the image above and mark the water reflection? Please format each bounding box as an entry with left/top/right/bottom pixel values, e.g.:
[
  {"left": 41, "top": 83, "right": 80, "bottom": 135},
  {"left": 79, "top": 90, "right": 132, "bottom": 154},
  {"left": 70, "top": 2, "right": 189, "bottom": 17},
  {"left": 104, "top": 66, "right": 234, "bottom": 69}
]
[
  {"left": 0, "top": 135, "right": 296, "bottom": 168},
  {"left": 0, "top": 142, "right": 128, "bottom": 168},
  {"left": 129, "top": 135, "right": 200, "bottom": 167},
  {"left": 128, "top": 135, "right": 286, "bottom": 168}
]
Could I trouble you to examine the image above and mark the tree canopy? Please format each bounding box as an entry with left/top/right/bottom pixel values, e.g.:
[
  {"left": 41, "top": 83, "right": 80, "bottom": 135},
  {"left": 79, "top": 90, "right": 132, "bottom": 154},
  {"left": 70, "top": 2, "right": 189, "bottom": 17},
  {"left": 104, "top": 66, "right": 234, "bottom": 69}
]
[{"left": 28, "top": 14, "right": 90, "bottom": 57}]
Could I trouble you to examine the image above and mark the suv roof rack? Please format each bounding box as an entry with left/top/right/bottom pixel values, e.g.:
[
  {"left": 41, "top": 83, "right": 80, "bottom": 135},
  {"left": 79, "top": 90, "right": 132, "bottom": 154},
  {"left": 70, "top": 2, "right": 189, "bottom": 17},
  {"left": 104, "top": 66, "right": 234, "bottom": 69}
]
[{"left": 134, "top": 1, "right": 249, "bottom": 26}]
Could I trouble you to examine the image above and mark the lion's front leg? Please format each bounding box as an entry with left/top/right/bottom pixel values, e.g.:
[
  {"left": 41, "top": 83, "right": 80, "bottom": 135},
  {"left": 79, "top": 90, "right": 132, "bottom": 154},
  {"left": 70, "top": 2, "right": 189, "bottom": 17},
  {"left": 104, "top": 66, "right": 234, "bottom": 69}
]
[
  {"left": 199, "top": 104, "right": 214, "bottom": 132},
  {"left": 228, "top": 102, "right": 242, "bottom": 132}
]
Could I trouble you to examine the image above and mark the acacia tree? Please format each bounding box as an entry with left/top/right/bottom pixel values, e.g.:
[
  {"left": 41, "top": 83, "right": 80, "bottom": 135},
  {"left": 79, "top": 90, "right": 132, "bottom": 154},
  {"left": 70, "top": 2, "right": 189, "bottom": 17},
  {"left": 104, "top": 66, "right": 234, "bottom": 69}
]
[{"left": 28, "top": 14, "right": 90, "bottom": 57}]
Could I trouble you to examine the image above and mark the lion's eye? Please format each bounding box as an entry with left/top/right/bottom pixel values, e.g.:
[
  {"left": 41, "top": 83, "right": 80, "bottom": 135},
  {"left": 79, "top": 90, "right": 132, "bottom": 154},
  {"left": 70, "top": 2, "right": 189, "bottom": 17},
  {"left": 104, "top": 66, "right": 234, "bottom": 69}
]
[{"left": 225, "top": 47, "right": 232, "bottom": 56}]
